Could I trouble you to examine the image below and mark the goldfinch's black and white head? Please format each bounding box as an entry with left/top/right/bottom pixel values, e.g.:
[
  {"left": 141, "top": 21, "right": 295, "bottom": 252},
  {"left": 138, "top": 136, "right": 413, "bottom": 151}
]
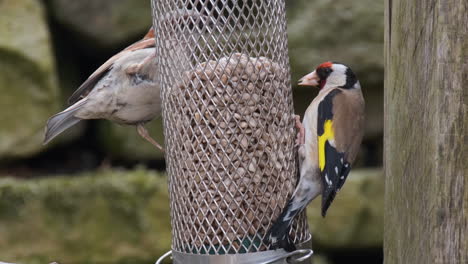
[{"left": 298, "top": 62, "right": 358, "bottom": 89}]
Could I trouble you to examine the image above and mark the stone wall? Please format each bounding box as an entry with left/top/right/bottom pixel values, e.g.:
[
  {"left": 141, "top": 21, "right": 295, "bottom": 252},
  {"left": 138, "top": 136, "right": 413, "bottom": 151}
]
[
  {"left": 0, "top": 169, "right": 382, "bottom": 264},
  {"left": 0, "top": 0, "right": 383, "bottom": 162}
]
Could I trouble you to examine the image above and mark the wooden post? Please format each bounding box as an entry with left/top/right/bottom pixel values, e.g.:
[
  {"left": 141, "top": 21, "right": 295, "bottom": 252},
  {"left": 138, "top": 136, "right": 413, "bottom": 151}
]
[{"left": 384, "top": 0, "right": 467, "bottom": 263}]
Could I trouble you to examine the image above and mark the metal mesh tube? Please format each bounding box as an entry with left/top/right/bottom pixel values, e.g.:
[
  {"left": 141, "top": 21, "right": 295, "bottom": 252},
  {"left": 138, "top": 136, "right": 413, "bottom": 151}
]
[{"left": 152, "top": 0, "right": 310, "bottom": 255}]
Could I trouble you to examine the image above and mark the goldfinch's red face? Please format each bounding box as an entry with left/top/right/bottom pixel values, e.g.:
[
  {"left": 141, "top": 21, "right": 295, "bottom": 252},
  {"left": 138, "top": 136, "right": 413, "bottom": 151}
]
[
  {"left": 298, "top": 62, "right": 357, "bottom": 90},
  {"left": 298, "top": 62, "right": 333, "bottom": 89}
]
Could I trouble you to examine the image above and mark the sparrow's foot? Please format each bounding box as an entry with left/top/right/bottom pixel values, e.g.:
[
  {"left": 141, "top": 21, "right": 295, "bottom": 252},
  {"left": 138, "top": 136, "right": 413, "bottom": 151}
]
[
  {"left": 125, "top": 53, "right": 156, "bottom": 75},
  {"left": 137, "top": 124, "right": 165, "bottom": 152},
  {"left": 294, "top": 115, "right": 305, "bottom": 146}
]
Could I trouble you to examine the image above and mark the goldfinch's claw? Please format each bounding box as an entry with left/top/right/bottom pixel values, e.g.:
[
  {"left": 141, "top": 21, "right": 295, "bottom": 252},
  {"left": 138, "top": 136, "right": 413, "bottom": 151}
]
[{"left": 294, "top": 115, "right": 305, "bottom": 146}]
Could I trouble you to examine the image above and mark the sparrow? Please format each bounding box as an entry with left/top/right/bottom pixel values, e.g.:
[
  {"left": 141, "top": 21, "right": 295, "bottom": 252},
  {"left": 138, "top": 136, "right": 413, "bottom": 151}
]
[
  {"left": 43, "top": 27, "right": 164, "bottom": 151},
  {"left": 265, "top": 62, "right": 365, "bottom": 251}
]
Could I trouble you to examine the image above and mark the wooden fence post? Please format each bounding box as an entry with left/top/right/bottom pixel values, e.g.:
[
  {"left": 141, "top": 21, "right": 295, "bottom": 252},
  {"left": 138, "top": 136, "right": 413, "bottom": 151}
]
[{"left": 384, "top": 0, "right": 467, "bottom": 263}]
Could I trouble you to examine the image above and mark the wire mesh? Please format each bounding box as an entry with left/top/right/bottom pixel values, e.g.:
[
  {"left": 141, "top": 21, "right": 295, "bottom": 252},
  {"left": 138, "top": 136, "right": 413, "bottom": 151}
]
[{"left": 152, "top": 0, "right": 310, "bottom": 255}]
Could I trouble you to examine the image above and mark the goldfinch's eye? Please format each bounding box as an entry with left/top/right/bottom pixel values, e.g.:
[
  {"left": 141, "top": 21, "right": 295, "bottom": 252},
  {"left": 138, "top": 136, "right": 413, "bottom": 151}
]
[{"left": 317, "top": 67, "right": 333, "bottom": 79}]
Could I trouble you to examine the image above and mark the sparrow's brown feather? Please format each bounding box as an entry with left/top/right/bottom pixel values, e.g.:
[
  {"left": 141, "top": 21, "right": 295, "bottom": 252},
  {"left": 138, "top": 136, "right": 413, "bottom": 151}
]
[{"left": 67, "top": 37, "right": 156, "bottom": 105}]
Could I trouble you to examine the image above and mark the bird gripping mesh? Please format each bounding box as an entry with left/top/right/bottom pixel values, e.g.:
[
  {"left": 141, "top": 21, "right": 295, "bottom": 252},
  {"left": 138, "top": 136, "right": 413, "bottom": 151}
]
[{"left": 152, "top": 0, "right": 310, "bottom": 257}]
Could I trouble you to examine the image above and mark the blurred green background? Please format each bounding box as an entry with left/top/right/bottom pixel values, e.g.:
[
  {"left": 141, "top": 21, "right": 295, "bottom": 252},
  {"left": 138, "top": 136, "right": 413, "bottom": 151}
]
[{"left": 0, "top": 0, "right": 383, "bottom": 263}]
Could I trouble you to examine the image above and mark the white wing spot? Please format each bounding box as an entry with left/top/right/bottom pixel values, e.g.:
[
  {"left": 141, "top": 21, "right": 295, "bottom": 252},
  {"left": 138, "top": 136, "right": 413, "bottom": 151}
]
[
  {"left": 340, "top": 176, "right": 344, "bottom": 180},
  {"left": 335, "top": 166, "right": 339, "bottom": 174},
  {"left": 284, "top": 210, "right": 292, "bottom": 221},
  {"left": 341, "top": 158, "right": 344, "bottom": 164},
  {"left": 271, "top": 236, "right": 277, "bottom": 244},
  {"left": 345, "top": 163, "right": 349, "bottom": 168},
  {"left": 325, "top": 174, "right": 332, "bottom": 185}
]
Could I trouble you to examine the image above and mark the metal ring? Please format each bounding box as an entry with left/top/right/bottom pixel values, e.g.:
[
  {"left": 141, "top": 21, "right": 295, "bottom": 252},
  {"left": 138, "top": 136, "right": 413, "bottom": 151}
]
[
  {"left": 287, "top": 249, "right": 314, "bottom": 263},
  {"left": 155, "top": 250, "right": 172, "bottom": 264},
  {"left": 258, "top": 249, "right": 313, "bottom": 264}
]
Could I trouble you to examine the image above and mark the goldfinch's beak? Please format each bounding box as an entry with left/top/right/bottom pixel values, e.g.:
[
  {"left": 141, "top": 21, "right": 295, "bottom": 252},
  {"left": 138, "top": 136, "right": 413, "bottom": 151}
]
[{"left": 298, "top": 71, "right": 319, "bottom": 86}]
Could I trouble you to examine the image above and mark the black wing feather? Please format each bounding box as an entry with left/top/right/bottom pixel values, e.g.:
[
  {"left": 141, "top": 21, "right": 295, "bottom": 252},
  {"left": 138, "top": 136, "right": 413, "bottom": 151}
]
[
  {"left": 317, "top": 89, "right": 352, "bottom": 217},
  {"left": 320, "top": 141, "right": 347, "bottom": 216},
  {"left": 263, "top": 199, "right": 296, "bottom": 251}
]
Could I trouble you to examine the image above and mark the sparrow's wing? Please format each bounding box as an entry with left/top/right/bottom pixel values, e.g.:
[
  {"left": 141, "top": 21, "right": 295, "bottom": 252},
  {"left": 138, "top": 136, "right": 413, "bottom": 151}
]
[
  {"left": 67, "top": 38, "right": 156, "bottom": 105},
  {"left": 317, "top": 88, "right": 364, "bottom": 216}
]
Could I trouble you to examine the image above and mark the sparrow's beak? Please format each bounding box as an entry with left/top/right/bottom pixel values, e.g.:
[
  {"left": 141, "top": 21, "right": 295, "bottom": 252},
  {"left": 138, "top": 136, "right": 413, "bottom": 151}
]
[{"left": 298, "top": 71, "right": 320, "bottom": 87}]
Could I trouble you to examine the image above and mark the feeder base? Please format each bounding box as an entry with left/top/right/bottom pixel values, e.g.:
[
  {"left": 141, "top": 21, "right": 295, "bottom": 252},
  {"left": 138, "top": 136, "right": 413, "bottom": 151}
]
[{"left": 156, "top": 239, "right": 313, "bottom": 264}]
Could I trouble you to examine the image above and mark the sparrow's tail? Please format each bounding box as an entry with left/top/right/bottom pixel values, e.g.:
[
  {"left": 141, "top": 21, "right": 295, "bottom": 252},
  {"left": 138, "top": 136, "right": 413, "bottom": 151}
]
[
  {"left": 43, "top": 99, "right": 87, "bottom": 145},
  {"left": 263, "top": 199, "right": 299, "bottom": 252}
]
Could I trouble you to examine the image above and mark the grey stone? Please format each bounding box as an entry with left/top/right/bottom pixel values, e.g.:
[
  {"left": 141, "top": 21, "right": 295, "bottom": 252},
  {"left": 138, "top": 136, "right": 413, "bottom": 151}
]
[
  {"left": 47, "top": 0, "right": 152, "bottom": 47},
  {"left": 0, "top": 0, "right": 60, "bottom": 158},
  {"left": 0, "top": 169, "right": 171, "bottom": 264}
]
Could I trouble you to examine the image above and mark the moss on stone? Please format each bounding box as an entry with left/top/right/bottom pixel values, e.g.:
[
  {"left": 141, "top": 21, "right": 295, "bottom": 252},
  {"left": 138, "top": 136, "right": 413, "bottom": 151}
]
[
  {"left": 0, "top": 168, "right": 382, "bottom": 263},
  {"left": 0, "top": 168, "right": 171, "bottom": 264}
]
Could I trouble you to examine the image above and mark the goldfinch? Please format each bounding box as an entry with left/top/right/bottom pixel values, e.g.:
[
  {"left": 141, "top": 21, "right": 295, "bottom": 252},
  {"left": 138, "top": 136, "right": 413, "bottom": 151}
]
[
  {"left": 265, "top": 62, "right": 365, "bottom": 250},
  {"left": 43, "top": 27, "right": 164, "bottom": 151}
]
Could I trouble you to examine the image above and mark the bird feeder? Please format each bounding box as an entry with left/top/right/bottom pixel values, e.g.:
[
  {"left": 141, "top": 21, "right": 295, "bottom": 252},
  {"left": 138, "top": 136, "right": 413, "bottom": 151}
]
[{"left": 152, "top": 1, "right": 312, "bottom": 263}]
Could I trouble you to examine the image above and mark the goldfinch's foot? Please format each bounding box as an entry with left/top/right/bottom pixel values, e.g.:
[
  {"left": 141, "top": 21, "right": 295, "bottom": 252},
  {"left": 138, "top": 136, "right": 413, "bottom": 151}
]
[{"left": 294, "top": 115, "right": 305, "bottom": 146}]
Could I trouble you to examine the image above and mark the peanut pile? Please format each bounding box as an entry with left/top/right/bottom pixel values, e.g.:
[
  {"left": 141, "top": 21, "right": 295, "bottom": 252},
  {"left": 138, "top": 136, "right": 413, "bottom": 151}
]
[{"left": 170, "top": 53, "right": 296, "bottom": 252}]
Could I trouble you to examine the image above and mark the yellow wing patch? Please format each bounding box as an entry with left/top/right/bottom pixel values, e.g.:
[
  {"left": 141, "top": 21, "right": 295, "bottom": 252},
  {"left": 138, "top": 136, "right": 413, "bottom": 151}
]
[{"left": 318, "top": 120, "right": 334, "bottom": 171}]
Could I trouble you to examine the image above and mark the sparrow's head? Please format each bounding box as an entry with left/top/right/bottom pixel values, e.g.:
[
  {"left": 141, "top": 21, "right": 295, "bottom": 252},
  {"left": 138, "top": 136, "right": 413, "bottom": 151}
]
[{"left": 298, "top": 62, "right": 358, "bottom": 89}]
